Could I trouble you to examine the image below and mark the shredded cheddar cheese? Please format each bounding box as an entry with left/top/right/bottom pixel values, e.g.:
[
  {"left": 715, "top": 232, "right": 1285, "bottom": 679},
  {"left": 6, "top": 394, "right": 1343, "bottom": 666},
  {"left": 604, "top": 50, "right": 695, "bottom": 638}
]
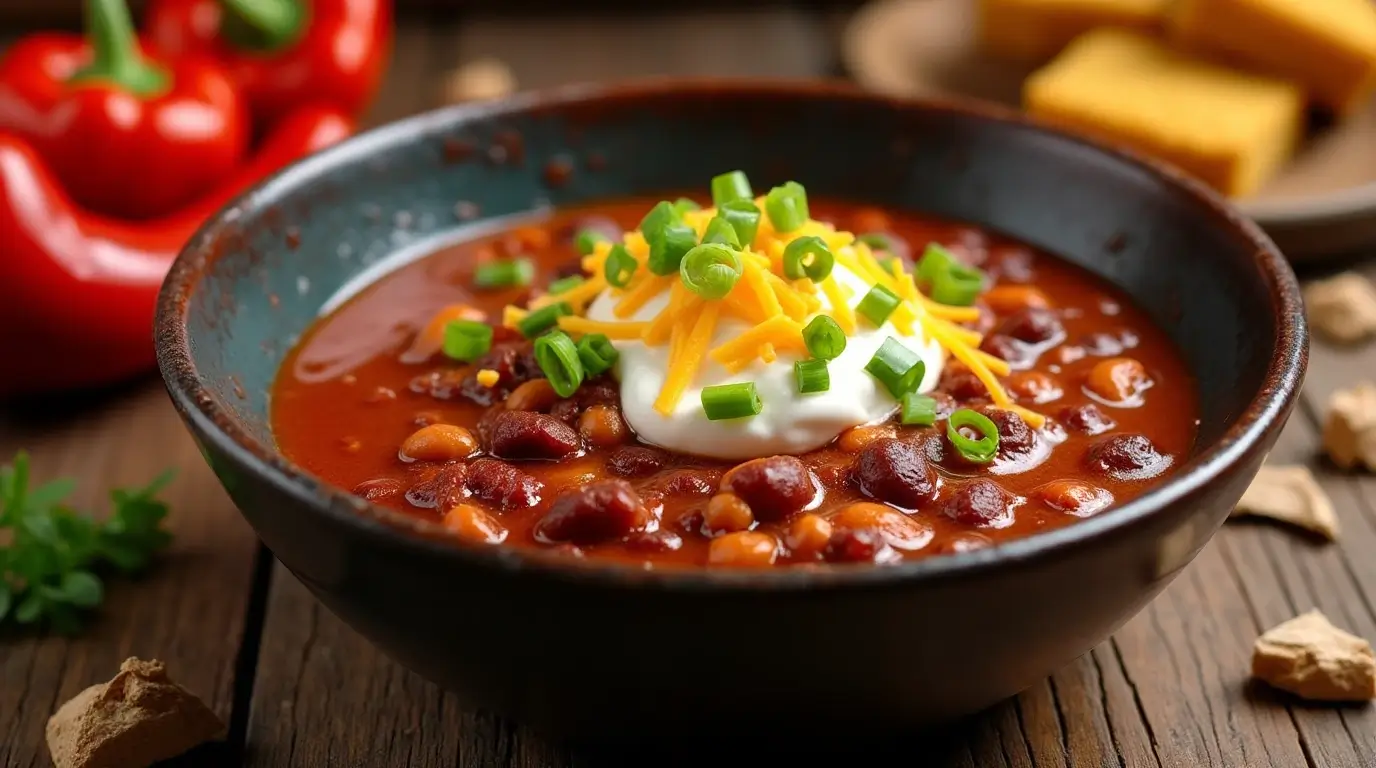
[{"left": 556, "top": 316, "right": 649, "bottom": 340}]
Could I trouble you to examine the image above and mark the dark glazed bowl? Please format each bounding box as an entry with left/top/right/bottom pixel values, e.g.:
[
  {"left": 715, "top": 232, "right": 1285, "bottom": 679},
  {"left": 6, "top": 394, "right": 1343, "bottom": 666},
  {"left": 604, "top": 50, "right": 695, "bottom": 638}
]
[{"left": 155, "top": 80, "right": 1306, "bottom": 744}]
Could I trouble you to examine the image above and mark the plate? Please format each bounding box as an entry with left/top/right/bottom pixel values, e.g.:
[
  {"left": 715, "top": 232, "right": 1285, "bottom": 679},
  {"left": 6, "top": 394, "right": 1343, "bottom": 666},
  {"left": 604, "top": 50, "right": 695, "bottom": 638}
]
[{"left": 841, "top": 0, "right": 1376, "bottom": 261}]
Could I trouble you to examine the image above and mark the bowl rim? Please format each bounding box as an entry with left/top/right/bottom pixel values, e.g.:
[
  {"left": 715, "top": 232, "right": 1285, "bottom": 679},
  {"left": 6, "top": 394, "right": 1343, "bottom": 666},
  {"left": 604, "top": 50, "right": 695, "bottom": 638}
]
[{"left": 155, "top": 77, "right": 1307, "bottom": 592}]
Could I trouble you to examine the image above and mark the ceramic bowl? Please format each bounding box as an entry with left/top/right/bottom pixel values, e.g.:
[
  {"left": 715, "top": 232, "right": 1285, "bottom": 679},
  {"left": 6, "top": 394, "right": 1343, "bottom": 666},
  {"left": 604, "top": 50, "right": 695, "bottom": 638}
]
[{"left": 155, "top": 80, "right": 1306, "bottom": 745}]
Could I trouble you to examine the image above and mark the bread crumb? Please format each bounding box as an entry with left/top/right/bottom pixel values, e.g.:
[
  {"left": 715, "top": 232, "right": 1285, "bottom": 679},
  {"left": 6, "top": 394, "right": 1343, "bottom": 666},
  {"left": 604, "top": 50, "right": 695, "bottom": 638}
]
[
  {"left": 1304, "top": 273, "right": 1376, "bottom": 345},
  {"left": 439, "top": 59, "right": 517, "bottom": 105},
  {"left": 1230, "top": 465, "right": 1339, "bottom": 540},
  {"left": 1324, "top": 382, "right": 1376, "bottom": 471},
  {"left": 1253, "top": 610, "right": 1376, "bottom": 701},
  {"left": 46, "top": 658, "right": 224, "bottom": 768}
]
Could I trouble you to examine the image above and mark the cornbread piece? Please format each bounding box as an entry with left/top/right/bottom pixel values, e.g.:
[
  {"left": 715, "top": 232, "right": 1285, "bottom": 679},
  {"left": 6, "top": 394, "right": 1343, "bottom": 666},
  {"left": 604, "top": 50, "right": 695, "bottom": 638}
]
[
  {"left": 1173, "top": 0, "right": 1376, "bottom": 114},
  {"left": 1253, "top": 610, "right": 1376, "bottom": 701},
  {"left": 46, "top": 658, "right": 223, "bottom": 768},
  {"left": 1323, "top": 382, "right": 1376, "bottom": 471},
  {"left": 978, "top": 0, "right": 1170, "bottom": 61},
  {"left": 1230, "top": 465, "right": 1338, "bottom": 540},
  {"left": 1024, "top": 29, "right": 1304, "bottom": 196},
  {"left": 1305, "top": 272, "right": 1376, "bottom": 344}
]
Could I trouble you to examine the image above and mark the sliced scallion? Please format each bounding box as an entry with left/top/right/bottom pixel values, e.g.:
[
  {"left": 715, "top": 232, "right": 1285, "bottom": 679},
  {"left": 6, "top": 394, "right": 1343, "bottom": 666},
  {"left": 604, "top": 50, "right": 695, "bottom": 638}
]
[
  {"left": 474, "top": 258, "right": 534, "bottom": 289},
  {"left": 931, "top": 263, "right": 985, "bottom": 306},
  {"left": 947, "top": 408, "right": 1000, "bottom": 463},
  {"left": 603, "top": 243, "right": 638, "bottom": 288},
  {"left": 802, "top": 315, "right": 846, "bottom": 360},
  {"left": 574, "top": 229, "right": 609, "bottom": 256},
  {"left": 865, "top": 337, "right": 925, "bottom": 398},
  {"left": 794, "top": 359, "right": 830, "bottom": 394},
  {"left": 764, "top": 181, "right": 809, "bottom": 233},
  {"left": 719, "top": 200, "right": 761, "bottom": 247},
  {"left": 916, "top": 242, "right": 955, "bottom": 285},
  {"left": 547, "top": 275, "right": 584, "bottom": 295},
  {"left": 702, "top": 216, "right": 741, "bottom": 247},
  {"left": 517, "top": 302, "right": 571, "bottom": 339},
  {"left": 855, "top": 284, "right": 902, "bottom": 327},
  {"left": 680, "top": 243, "right": 743, "bottom": 300},
  {"left": 900, "top": 393, "right": 938, "bottom": 426},
  {"left": 534, "top": 331, "right": 584, "bottom": 398},
  {"left": 576, "top": 333, "right": 619, "bottom": 376},
  {"left": 711, "top": 170, "right": 753, "bottom": 206},
  {"left": 442, "top": 320, "right": 493, "bottom": 362},
  {"left": 647, "top": 222, "right": 698, "bottom": 275},
  {"left": 782, "top": 235, "right": 835, "bottom": 282},
  {"left": 701, "top": 382, "right": 763, "bottom": 421},
  {"left": 672, "top": 197, "right": 701, "bottom": 216},
  {"left": 638, "top": 200, "right": 678, "bottom": 241}
]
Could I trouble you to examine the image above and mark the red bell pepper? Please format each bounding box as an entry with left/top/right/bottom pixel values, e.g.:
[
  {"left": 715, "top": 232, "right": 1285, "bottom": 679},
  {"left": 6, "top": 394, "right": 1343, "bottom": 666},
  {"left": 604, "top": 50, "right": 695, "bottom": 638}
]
[
  {"left": 0, "top": 105, "right": 354, "bottom": 400},
  {"left": 0, "top": 0, "right": 248, "bottom": 221},
  {"left": 146, "top": 0, "right": 392, "bottom": 127}
]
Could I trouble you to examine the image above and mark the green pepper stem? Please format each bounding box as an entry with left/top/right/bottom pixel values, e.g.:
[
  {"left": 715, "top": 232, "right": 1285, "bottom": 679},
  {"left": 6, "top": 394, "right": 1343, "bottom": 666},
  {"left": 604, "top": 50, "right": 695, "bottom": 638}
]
[
  {"left": 69, "top": 0, "right": 170, "bottom": 96},
  {"left": 219, "top": 0, "right": 308, "bottom": 53}
]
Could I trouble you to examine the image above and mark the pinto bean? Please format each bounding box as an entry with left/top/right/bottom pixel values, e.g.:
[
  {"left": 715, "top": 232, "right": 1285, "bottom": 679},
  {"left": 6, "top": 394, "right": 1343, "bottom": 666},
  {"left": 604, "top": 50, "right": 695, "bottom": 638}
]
[
  {"left": 535, "top": 480, "right": 649, "bottom": 544},
  {"left": 466, "top": 458, "right": 542, "bottom": 510},
  {"left": 442, "top": 504, "right": 508, "bottom": 545},
  {"left": 400, "top": 424, "right": 478, "bottom": 462},
  {"left": 579, "top": 405, "right": 629, "bottom": 448},
  {"left": 854, "top": 438, "right": 936, "bottom": 509},
  {"left": 487, "top": 410, "right": 582, "bottom": 459},
  {"left": 707, "top": 532, "right": 778, "bottom": 567},
  {"left": 1086, "top": 434, "right": 1173, "bottom": 480},
  {"left": 996, "top": 308, "right": 1063, "bottom": 345},
  {"left": 938, "top": 365, "right": 988, "bottom": 401},
  {"left": 607, "top": 446, "right": 666, "bottom": 478},
  {"left": 786, "top": 514, "right": 833, "bottom": 558},
  {"left": 982, "top": 285, "right": 1051, "bottom": 315},
  {"left": 505, "top": 379, "right": 558, "bottom": 412},
  {"left": 703, "top": 493, "right": 755, "bottom": 535},
  {"left": 944, "top": 480, "right": 1017, "bottom": 528},
  {"left": 1035, "top": 480, "right": 1114, "bottom": 517},
  {"left": 829, "top": 502, "right": 933, "bottom": 551},
  {"left": 721, "top": 456, "right": 817, "bottom": 522},
  {"left": 1058, "top": 404, "right": 1116, "bottom": 435},
  {"left": 625, "top": 530, "right": 684, "bottom": 553},
  {"left": 1085, "top": 357, "right": 1152, "bottom": 403},
  {"left": 823, "top": 528, "right": 898, "bottom": 564},
  {"left": 836, "top": 424, "right": 898, "bottom": 454},
  {"left": 1007, "top": 371, "right": 1063, "bottom": 404}
]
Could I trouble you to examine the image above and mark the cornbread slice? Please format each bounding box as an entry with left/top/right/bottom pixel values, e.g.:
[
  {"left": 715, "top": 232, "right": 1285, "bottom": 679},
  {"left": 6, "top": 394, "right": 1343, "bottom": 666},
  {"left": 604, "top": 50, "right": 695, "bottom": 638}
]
[
  {"left": 978, "top": 0, "right": 1170, "bottom": 61},
  {"left": 1173, "top": 0, "right": 1376, "bottom": 114},
  {"left": 1023, "top": 29, "right": 1304, "bottom": 196}
]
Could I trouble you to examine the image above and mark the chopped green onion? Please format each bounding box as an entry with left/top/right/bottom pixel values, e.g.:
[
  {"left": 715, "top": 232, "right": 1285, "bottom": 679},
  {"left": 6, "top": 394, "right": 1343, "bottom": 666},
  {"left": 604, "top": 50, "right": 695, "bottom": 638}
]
[
  {"left": 916, "top": 242, "right": 955, "bottom": 285},
  {"left": 648, "top": 222, "right": 698, "bottom": 275},
  {"left": 782, "top": 235, "right": 835, "bottom": 282},
  {"left": 900, "top": 393, "right": 938, "bottom": 426},
  {"left": 638, "top": 200, "right": 678, "bottom": 241},
  {"left": 764, "top": 181, "right": 809, "bottom": 233},
  {"left": 576, "top": 333, "right": 619, "bottom": 376},
  {"left": 702, "top": 216, "right": 741, "bottom": 247},
  {"left": 680, "top": 243, "right": 743, "bottom": 299},
  {"left": 931, "top": 263, "right": 985, "bottom": 306},
  {"left": 865, "top": 337, "right": 926, "bottom": 398},
  {"left": 672, "top": 197, "right": 701, "bottom": 216},
  {"left": 442, "top": 320, "right": 493, "bottom": 362},
  {"left": 517, "top": 302, "right": 572, "bottom": 339},
  {"left": 711, "top": 170, "right": 753, "bottom": 206},
  {"left": 794, "top": 359, "right": 830, "bottom": 394},
  {"left": 534, "top": 331, "right": 584, "bottom": 398},
  {"left": 548, "top": 275, "right": 584, "bottom": 295},
  {"left": 947, "top": 408, "right": 1000, "bottom": 463},
  {"left": 701, "top": 382, "right": 763, "bottom": 421},
  {"left": 855, "top": 284, "right": 902, "bottom": 327},
  {"left": 802, "top": 315, "right": 846, "bottom": 360},
  {"left": 858, "top": 233, "right": 893, "bottom": 252},
  {"left": 719, "top": 200, "right": 761, "bottom": 247},
  {"left": 474, "top": 258, "right": 534, "bottom": 289},
  {"left": 574, "top": 229, "right": 609, "bottom": 256},
  {"left": 603, "top": 244, "right": 638, "bottom": 288}
]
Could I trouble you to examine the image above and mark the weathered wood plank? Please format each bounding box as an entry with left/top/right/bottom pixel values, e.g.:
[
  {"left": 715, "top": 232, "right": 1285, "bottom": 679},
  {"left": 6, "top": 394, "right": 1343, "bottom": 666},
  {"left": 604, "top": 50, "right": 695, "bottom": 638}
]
[{"left": 0, "top": 383, "right": 261, "bottom": 768}]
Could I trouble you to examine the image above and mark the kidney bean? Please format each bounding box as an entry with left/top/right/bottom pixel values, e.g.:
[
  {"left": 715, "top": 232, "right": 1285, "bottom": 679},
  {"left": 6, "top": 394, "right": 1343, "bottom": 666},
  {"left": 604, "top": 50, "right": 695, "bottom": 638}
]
[
  {"left": 1058, "top": 403, "right": 1116, "bottom": 435},
  {"left": 1086, "top": 434, "right": 1173, "bottom": 480},
  {"left": 549, "top": 398, "right": 582, "bottom": 424},
  {"left": 487, "top": 410, "right": 582, "bottom": 460},
  {"left": 823, "top": 528, "right": 899, "bottom": 564},
  {"left": 982, "top": 285, "right": 1051, "bottom": 315},
  {"left": 577, "top": 379, "right": 620, "bottom": 407},
  {"left": 997, "top": 308, "right": 1064, "bottom": 345},
  {"left": 938, "top": 365, "right": 989, "bottom": 400},
  {"left": 836, "top": 424, "right": 898, "bottom": 454},
  {"left": 579, "top": 405, "right": 629, "bottom": 448},
  {"left": 607, "top": 446, "right": 666, "bottom": 478},
  {"left": 829, "top": 502, "right": 934, "bottom": 551},
  {"left": 675, "top": 508, "right": 706, "bottom": 535},
  {"left": 655, "top": 470, "right": 720, "bottom": 497},
  {"left": 786, "top": 514, "right": 833, "bottom": 558},
  {"left": 721, "top": 456, "right": 817, "bottom": 522},
  {"left": 854, "top": 438, "right": 936, "bottom": 509},
  {"left": 405, "top": 464, "right": 468, "bottom": 510},
  {"left": 409, "top": 369, "right": 469, "bottom": 401},
  {"left": 979, "top": 334, "right": 1035, "bottom": 370},
  {"left": 1035, "top": 480, "right": 1115, "bottom": 517},
  {"left": 625, "top": 530, "right": 684, "bottom": 553},
  {"left": 987, "top": 245, "right": 1035, "bottom": 283},
  {"left": 1085, "top": 357, "right": 1152, "bottom": 404},
  {"left": 944, "top": 480, "right": 1017, "bottom": 528},
  {"left": 979, "top": 407, "right": 1035, "bottom": 456},
  {"left": 1007, "top": 371, "right": 1063, "bottom": 404},
  {"left": 352, "top": 477, "right": 405, "bottom": 502},
  {"left": 703, "top": 493, "right": 755, "bottom": 535},
  {"left": 400, "top": 424, "right": 479, "bottom": 462},
  {"left": 707, "top": 531, "right": 778, "bottom": 567},
  {"left": 466, "top": 458, "right": 542, "bottom": 510},
  {"left": 535, "top": 480, "right": 650, "bottom": 544},
  {"left": 505, "top": 379, "right": 558, "bottom": 412},
  {"left": 442, "top": 504, "right": 508, "bottom": 545}
]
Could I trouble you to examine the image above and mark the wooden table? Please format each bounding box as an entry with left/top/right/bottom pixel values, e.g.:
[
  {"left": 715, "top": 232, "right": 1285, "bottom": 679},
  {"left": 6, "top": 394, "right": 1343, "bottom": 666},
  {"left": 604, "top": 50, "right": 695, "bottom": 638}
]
[{"left": 4, "top": 10, "right": 1376, "bottom": 767}]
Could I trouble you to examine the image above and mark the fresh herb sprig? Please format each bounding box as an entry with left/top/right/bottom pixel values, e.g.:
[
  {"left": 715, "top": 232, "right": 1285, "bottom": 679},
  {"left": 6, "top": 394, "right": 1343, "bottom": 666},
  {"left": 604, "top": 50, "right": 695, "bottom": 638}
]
[{"left": 0, "top": 452, "right": 174, "bottom": 633}]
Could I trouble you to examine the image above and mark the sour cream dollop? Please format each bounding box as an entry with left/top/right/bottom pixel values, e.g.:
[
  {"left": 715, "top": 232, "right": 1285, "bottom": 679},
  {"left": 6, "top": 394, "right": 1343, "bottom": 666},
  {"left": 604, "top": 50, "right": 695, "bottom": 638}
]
[{"left": 586, "top": 262, "right": 945, "bottom": 460}]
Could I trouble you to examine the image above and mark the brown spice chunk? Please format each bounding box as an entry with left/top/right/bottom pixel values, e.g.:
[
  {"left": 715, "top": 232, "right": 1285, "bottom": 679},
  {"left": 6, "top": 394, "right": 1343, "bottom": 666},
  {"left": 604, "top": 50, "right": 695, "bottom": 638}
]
[
  {"left": 1230, "top": 465, "right": 1339, "bottom": 541},
  {"left": 1252, "top": 610, "right": 1376, "bottom": 702},
  {"left": 46, "top": 658, "right": 224, "bottom": 768},
  {"left": 1304, "top": 273, "right": 1376, "bottom": 345},
  {"left": 1323, "top": 382, "right": 1376, "bottom": 471}
]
